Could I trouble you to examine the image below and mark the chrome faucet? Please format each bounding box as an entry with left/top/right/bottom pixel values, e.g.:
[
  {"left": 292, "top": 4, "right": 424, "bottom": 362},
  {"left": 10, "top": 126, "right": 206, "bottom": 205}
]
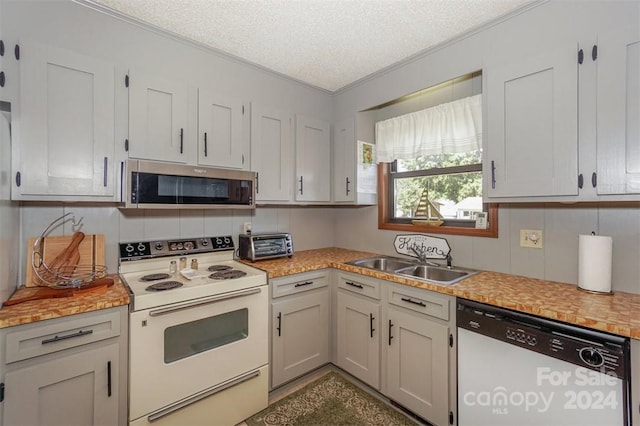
[
  {"left": 409, "top": 244, "right": 439, "bottom": 267},
  {"left": 446, "top": 253, "right": 453, "bottom": 269}
]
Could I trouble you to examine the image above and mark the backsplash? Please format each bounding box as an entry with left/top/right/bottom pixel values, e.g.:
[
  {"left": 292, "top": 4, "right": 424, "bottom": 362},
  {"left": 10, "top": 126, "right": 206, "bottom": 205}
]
[
  {"left": 334, "top": 203, "right": 640, "bottom": 295},
  {"left": 19, "top": 204, "right": 336, "bottom": 284},
  {"left": 17, "top": 202, "right": 640, "bottom": 296}
]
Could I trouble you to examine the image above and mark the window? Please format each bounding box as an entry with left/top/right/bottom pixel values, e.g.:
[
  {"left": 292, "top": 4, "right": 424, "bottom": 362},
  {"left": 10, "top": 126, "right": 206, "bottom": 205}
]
[
  {"left": 374, "top": 73, "right": 498, "bottom": 237},
  {"left": 378, "top": 160, "right": 498, "bottom": 237}
]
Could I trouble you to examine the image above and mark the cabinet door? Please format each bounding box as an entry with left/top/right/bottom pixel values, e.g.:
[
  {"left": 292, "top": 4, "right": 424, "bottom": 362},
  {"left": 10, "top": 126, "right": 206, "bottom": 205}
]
[
  {"left": 251, "top": 103, "right": 291, "bottom": 201},
  {"left": 3, "top": 342, "right": 119, "bottom": 426},
  {"left": 486, "top": 43, "right": 578, "bottom": 198},
  {"left": 596, "top": 26, "right": 640, "bottom": 194},
  {"left": 333, "top": 118, "right": 356, "bottom": 202},
  {"left": 198, "top": 89, "right": 244, "bottom": 169},
  {"left": 295, "top": 115, "right": 331, "bottom": 202},
  {"left": 336, "top": 291, "right": 380, "bottom": 388},
  {"left": 386, "top": 306, "right": 449, "bottom": 426},
  {"left": 271, "top": 288, "right": 329, "bottom": 387},
  {"left": 129, "top": 71, "right": 188, "bottom": 163},
  {"left": 16, "top": 41, "right": 115, "bottom": 198}
]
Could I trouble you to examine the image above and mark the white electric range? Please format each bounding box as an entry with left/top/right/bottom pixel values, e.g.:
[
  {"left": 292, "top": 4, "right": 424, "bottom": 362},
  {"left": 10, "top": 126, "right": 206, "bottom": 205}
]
[{"left": 119, "top": 236, "right": 269, "bottom": 426}]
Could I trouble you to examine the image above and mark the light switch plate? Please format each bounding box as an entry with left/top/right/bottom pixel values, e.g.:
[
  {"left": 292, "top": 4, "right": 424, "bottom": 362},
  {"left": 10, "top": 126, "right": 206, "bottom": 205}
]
[{"left": 520, "top": 229, "right": 543, "bottom": 248}]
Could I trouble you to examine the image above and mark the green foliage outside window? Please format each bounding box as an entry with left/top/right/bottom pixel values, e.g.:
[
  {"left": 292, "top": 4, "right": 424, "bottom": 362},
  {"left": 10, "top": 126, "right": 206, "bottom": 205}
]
[{"left": 394, "top": 151, "right": 482, "bottom": 218}]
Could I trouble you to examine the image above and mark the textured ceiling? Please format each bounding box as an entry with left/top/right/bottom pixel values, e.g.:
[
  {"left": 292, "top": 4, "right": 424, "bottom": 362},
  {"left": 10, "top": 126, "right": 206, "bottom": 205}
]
[{"left": 89, "top": 0, "right": 533, "bottom": 92}]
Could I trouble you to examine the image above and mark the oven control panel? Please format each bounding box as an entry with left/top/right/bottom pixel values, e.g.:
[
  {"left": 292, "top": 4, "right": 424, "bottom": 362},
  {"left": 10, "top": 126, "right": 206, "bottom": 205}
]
[{"left": 120, "top": 236, "right": 235, "bottom": 260}]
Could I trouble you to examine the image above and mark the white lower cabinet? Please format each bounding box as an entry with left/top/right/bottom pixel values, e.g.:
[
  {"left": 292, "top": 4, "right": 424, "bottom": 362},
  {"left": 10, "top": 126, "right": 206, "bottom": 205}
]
[
  {"left": 333, "top": 272, "right": 455, "bottom": 426},
  {"left": 270, "top": 270, "right": 330, "bottom": 388},
  {"left": 335, "top": 272, "right": 381, "bottom": 389},
  {"left": 384, "top": 283, "right": 455, "bottom": 426},
  {"left": 0, "top": 307, "right": 128, "bottom": 426}
]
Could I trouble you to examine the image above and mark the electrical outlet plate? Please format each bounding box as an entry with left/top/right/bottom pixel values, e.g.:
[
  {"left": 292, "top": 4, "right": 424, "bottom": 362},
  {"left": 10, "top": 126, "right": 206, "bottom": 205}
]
[{"left": 520, "top": 229, "right": 543, "bottom": 248}]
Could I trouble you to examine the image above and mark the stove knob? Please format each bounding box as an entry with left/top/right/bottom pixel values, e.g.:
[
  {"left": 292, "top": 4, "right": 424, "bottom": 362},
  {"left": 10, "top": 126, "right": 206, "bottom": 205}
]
[
  {"left": 155, "top": 242, "right": 164, "bottom": 251},
  {"left": 137, "top": 243, "right": 146, "bottom": 252},
  {"left": 579, "top": 347, "right": 604, "bottom": 367},
  {"left": 215, "top": 237, "right": 223, "bottom": 246},
  {"left": 184, "top": 241, "right": 194, "bottom": 251},
  {"left": 170, "top": 243, "right": 177, "bottom": 251},
  {"left": 201, "top": 239, "right": 209, "bottom": 246},
  {"left": 224, "top": 237, "right": 231, "bottom": 245},
  {"left": 125, "top": 244, "right": 135, "bottom": 252}
]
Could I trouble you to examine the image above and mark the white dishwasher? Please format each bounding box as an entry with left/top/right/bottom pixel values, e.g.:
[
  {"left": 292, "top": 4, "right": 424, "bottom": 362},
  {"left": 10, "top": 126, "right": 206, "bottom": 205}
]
[{"left": 457, "top": 299, "right": 630, "bottom": 426}]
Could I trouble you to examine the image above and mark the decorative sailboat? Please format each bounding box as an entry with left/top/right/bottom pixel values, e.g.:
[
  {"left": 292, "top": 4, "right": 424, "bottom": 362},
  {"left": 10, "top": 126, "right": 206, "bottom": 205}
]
[{"left": 412, "top": 186, "right": 444, "bottom": 227}]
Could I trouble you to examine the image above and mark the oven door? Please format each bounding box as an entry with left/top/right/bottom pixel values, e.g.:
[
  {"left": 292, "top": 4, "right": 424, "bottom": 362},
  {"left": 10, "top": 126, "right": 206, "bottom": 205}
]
[{"left": 129, "top": 286, "right": 268, "bottom": 421}]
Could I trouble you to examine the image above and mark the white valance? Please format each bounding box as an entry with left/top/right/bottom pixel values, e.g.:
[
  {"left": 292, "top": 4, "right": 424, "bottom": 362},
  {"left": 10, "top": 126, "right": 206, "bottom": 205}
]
[{"left": 375, "top": 94, "right": 482, "bottom": 163}]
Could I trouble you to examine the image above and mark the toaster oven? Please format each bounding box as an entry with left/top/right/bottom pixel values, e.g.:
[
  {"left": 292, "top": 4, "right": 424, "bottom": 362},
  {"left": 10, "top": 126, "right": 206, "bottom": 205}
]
[{"left": 238, "top": 233, "right": 293, "bottom": 261}]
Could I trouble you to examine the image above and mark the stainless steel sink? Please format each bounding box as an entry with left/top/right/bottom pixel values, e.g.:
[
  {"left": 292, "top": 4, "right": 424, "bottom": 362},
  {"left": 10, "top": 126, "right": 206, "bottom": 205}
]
[
  {"left": 394, "top": 265, "right": 477, "bottom": 285},
  {"left": 347, "top": 256, "right": 477, "bottom": 285},
  {"left": 347, "top": 256, "right": 415, "bottom": 272}
]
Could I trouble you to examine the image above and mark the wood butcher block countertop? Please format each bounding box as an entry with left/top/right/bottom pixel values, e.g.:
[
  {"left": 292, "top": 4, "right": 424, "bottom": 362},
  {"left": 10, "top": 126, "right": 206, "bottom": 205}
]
[
  {"left": 0, "top": 275, "right": 130, "bottom": 328},
  {"left": 243, "top": 248, "right": 640, "bottom": 340}
]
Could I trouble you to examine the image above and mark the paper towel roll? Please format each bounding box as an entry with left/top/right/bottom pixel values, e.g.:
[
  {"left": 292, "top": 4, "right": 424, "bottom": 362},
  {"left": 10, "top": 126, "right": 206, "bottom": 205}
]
[{"left": 578, "top": 234, "right": 613, "bottom": 294}]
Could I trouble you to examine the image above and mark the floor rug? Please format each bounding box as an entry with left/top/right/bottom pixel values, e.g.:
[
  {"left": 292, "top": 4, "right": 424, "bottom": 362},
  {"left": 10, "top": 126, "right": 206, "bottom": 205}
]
[{"left": 245, "top": 371, "right": 416, "bottom": 426}]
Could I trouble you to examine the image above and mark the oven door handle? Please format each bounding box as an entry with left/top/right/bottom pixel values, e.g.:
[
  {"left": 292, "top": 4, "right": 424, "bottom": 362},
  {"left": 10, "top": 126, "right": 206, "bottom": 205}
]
[
  {"left": 147, "top": 369, "right": 262, "bottom": 422},
  {"left": 148, "top": 287, "right": 262, "bottom": 317}
]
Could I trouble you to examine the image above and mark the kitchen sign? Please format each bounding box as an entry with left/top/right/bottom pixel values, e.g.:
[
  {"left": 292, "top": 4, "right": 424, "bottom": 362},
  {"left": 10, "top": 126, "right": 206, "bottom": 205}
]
[{"left": 394, "top": 234, "right": 450, "bottom": 260}]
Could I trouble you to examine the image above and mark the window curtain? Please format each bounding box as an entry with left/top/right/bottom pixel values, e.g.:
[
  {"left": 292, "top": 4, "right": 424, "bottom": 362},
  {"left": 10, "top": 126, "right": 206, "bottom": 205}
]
[{"left": 375, "top": 94, "right": 482, "bottom": 163}]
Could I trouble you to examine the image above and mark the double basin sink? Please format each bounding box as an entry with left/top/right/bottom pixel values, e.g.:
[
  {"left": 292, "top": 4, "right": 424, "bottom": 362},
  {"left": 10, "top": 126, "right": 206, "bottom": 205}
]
[{"left": 346, "top": 256, "right": 477, "bottom": 285}]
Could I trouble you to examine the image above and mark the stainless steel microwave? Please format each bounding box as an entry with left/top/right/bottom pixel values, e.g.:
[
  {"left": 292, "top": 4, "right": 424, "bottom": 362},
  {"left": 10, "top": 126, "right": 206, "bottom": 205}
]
[
  {"left": 238, "top": 233, "right": 293, "bottom": 261},
  {"left": 121, "top": 159, "right": 255, "bottom": 209}
]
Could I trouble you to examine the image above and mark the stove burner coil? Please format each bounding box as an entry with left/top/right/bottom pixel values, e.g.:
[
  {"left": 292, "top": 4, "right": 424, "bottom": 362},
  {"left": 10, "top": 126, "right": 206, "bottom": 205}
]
[
  {"left": 207, "top": 265, "right": 233, "bottom": 272},
  {"left": 140, "top": 273, "right": 172, "bottom": 282},
  {"left": 145, "top": 281, "right": 183, "bottom": 291},
  {"left": 209, "top": 270, "right": 247, "bottom": 280}
]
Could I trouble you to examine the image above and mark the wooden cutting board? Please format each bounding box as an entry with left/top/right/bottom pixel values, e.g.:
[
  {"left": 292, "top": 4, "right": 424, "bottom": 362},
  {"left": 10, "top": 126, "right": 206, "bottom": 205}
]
[{"left": 26, "top": 234, "right": 105, "bottom": 287}]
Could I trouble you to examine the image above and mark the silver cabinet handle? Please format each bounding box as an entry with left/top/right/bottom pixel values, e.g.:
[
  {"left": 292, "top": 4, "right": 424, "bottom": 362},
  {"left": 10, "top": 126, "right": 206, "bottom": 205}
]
[{"left": 103, "top": 157, "right": 108, "bottom": 187}]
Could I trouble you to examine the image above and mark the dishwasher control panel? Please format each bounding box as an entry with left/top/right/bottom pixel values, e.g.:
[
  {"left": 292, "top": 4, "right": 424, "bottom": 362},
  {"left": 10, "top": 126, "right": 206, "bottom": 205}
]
[{"left": 457, "top": 300, "right": 629, "bottom": 379}]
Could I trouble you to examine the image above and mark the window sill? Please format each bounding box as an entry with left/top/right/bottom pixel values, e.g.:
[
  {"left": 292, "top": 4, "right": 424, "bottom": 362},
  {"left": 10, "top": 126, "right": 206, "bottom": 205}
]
[{"left": 378, "top": 220, "right": 498, "bottom": 237}]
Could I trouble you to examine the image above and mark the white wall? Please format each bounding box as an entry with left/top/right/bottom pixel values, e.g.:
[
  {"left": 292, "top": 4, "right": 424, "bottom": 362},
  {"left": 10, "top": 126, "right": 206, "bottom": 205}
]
[{"left": 333, "top": 1, "right": 640, "bottom": 295}]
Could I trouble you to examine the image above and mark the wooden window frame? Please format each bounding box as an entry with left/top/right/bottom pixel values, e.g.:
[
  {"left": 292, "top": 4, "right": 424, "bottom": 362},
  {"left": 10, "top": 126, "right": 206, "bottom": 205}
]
[{"left": 377, "top": 162, "right": 499, "bottom": 237}]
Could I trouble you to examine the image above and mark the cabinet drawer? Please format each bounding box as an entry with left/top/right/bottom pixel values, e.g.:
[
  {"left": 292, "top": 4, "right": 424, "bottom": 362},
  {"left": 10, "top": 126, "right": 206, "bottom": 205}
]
[
  {"left": 271, "top": 270, "right": 328, "bottom": 298},
  {"left": 337, "top": 272, "right": 381, "bottom": 300},
  {"left": 5, "top": 309, "right": 121, "bottom": 363},
  {"left": 387, "top": 284, "right": 451, "bottom": 321}
]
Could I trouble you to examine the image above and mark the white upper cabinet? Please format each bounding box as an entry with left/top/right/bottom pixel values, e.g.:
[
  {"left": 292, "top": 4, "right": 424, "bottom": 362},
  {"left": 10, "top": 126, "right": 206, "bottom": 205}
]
[
  {"left": 251, "top": 103, "right": 292, "bottom": 202},
  {"left": 295, "top": 114, "right": 330, "bottom": 202},
  {"left": 333, "top": 117, "right": 356, "bottom": 203},
  {"left": 128, "top": 70, "right": 189, "bottom": 163},
  {"left": 596, "top": 26, "right": 640, "bottom": 195},
  {"left": 485, "top": 25, "right": 640, "bottom": 202},
  {"left": 198, "top": 89, "right": 245, "bottom": 169},
  {"left": 485, "top": 41, "right": 579, "bottom": 198},
  {"left": 14, "top": 41, "right": 116, "bottom": 200}
]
